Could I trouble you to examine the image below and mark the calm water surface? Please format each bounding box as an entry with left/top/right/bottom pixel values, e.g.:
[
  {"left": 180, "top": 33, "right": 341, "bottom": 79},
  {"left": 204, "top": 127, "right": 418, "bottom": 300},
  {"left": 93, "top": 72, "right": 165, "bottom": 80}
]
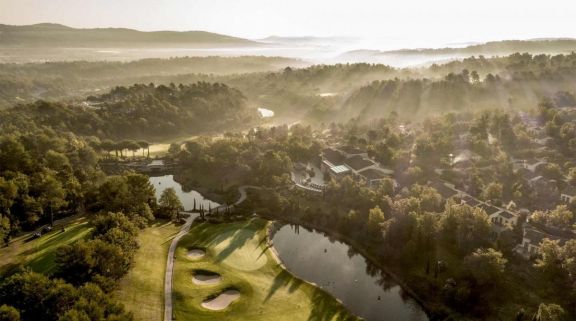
[
  {"left": 149, "top": 175, "right": 219, "bottom": 211},
  {"left": 272, "top": 224, "right": 428, "bottom": 321}
]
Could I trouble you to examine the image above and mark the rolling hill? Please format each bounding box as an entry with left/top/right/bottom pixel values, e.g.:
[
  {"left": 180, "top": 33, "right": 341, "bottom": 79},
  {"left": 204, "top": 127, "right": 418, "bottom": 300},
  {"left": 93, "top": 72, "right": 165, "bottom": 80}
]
[{"left": 0, "top": 23, "right": 258, "bottom": 47}]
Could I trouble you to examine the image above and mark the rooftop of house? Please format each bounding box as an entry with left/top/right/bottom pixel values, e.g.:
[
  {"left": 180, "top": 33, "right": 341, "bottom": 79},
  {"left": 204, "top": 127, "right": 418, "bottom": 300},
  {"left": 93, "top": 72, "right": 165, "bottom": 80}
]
[
  {"left": 462, "top": 196, "right": 479, "bottom": 207},
  {"left": 322, "top": 148, "right": 345, "bottom": 166},
  {"left": 499, "top": 211, "right": 515, "bottom": 219},
  {"left": 339, "top": 145, "right": 366, "bottom": 155},
  {"left": 479, "top": 203, "right": 501, "bottom": 215},
  {"left": 358, "top": 168, "right": 388, "bottom": 181},
  {"left": 344, "top": 155, "right": 375, "bottom": 171},
  {"left": 429, "top": 181, "right": 458, "bottom": 199},
  {"left": 330, "top": 165, "right": 351, "bottom": 175},
  {"left": 524, "top": 227, "right": 564, "bottom": 245},
  {"left": 562, "top": 185, "right": 576, "bottom": 196}
]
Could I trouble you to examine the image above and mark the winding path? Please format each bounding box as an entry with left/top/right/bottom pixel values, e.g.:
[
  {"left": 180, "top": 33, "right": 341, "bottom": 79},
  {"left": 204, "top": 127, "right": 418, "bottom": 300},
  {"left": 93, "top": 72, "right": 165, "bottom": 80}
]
[{"left": 163, "top": 213, "right": 197, "bottom": 321}]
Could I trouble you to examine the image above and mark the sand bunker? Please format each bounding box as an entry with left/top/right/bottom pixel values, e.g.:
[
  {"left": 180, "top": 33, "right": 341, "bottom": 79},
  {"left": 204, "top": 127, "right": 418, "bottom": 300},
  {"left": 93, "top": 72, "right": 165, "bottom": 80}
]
[
  {"left": 201, "top": 289, "right": 240, "bottom": 310},
  {"left": 187, "top": 249, "right": 206, "bottom": 259},
  {"left": 192, "top": 272, "right": 222, "bottom": 285}
]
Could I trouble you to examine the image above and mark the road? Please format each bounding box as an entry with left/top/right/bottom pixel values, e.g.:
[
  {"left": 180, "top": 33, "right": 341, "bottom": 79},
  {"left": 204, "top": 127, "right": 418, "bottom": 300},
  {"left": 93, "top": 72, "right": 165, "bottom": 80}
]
[{"left": 163, "top": 213, "right": 197, "bottom": 321}]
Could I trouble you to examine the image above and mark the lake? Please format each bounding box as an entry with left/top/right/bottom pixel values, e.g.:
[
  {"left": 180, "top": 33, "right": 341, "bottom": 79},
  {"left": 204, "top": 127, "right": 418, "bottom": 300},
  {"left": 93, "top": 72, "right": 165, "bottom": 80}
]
[
  {"left": 149, "top": 175, "right": 219, "bottom": 211},
  {"left": 272, "top": 224, "right": 429, "bottom": 321}
]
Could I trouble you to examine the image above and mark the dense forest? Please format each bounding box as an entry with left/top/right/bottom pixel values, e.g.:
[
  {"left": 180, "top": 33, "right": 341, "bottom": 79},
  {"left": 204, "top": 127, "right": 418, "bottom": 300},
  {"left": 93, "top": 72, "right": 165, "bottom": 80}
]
[
  {"left": 0, "top": 56, "right": 301, "bottom": 108},
  {"left": 0, "top": 82, "right": 255, "bottom": 140},
  {"left": 3, "top": 52, "right": 576, "bottom": 123}
]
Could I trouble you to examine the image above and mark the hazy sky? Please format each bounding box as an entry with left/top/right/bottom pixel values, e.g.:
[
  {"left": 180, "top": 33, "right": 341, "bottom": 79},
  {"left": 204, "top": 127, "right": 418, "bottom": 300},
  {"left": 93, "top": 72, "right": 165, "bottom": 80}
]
[{"left": 1, "top": 0, "right": 575, "bottom": 48}]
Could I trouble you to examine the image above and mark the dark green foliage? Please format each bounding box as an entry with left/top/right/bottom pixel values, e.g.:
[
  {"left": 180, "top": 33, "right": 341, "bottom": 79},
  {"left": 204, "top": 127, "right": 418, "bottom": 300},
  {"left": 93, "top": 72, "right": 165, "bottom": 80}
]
[
  {"left": 0, "top": 271, "right": 133, "bottom": 321},
  {"left": 0, "top": 305, "right": 20, "bottom": 321},
  {"left": 0, "top": 82, "right": 252, "bottom": 140}
]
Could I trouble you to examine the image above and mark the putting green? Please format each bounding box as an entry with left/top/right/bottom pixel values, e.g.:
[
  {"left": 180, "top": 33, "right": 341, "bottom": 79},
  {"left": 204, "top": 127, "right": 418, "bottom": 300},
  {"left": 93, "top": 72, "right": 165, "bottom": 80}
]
[
  {"left": 172, "top": 219, "right": 359, "bottom": 321},
  {"left": 211, "top": 228, "right": 268, "bottom": 271}
]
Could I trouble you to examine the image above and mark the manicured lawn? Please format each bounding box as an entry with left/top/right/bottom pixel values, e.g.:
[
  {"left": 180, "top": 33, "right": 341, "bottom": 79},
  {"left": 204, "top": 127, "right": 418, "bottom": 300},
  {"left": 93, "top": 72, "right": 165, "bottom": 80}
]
[
  {"left": 173, "top": 218, "right": 358, "bottom": 321},
  {"left": 113, "top": 220, "right": 181, "bottom": 321},
  {"left": 0, "top": 215, "right": 91, "bottom": 275}
]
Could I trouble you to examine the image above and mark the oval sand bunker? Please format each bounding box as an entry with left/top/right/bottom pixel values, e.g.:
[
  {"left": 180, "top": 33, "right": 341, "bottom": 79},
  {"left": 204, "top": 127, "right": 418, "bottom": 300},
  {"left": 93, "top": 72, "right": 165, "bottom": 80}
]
[
  {"left": 187, "top": 249, "right": 206, "bottom": 259},
  {"left": 201, "top": 289, "right": 240, "bottom": 310},
  {"left": 192, "top": 272, "right": 222, "bottom": 285}
]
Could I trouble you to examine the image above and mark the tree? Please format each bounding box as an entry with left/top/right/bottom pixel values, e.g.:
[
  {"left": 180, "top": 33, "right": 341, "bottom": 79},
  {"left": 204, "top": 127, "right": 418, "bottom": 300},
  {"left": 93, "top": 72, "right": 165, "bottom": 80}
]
[
  {"left": 126, "top": 141, "right": 141, "bottom": 158},
  {"left": 0, "top": 271, "right": 77, "bottom": 321},
  {"left": 470, "top": 70, "right": 480, "bottom": 83},
  {"left": 138, "top": 141, "right": 150, "bottom": 158},
  {"left": 37, "top": 174, "right": 68, "bottom": 226},
  {"left": 100, "top": 140, "right": 115, "bottom": 159},
  {"left": 368, "top": 206, "right": 385, "bottom": 232},
  {"left": 463, "top": 248, "right": 507, "bottom": 287},
  {"left": 0, "top": 137, "right": 31, "bottom": 173},
  {"left": 0, "top": 305, "right": 20, "bottom": 321},
  {"left": 535, "top": 239, "right": 565, "bottom": 279},
  {"left": 532, "top": 205, "right": 574, "bottom": 229},
  {"left": 59, "top": 283, "right": 134, "bottom": 321},
  {"left": 158, "top": 188, "right": 183, "bottom": 221},
  {"left": 533, "top": 303, "right": 565, "bottom": 321},
  {"left": 481, "top": 182, "right": 503, "bottom": 206},
  {"left": 168, "top": 143, "right": 181, "bottom": 155},
  {"left": 439, "top": 202, "right": 492, "bottom": 254}
]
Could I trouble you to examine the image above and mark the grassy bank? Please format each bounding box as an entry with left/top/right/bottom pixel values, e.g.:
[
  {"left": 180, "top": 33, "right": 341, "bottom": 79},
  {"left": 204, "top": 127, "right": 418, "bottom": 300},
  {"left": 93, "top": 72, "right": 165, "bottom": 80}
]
[
  {"left": 173, "top": 218, "right": 358, "bottom": 321},
  {"left": 113, "top": 220, "right": 181, "bottom": 321},
  {"left": 0, "top": 215, "right": 91, "bottom": 275}
]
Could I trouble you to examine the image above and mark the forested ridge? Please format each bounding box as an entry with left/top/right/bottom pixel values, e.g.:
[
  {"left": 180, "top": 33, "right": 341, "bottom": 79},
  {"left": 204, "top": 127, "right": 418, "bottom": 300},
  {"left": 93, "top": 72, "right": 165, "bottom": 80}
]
[{"left": 0, "top": 82, "right": 255, "bottom": 140}]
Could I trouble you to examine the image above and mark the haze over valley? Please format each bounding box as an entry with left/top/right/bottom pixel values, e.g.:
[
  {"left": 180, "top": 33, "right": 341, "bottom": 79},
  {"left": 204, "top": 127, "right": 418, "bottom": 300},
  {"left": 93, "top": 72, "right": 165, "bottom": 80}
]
[{"left": 1, "top": 1, "right": 576, "bottom": 321}]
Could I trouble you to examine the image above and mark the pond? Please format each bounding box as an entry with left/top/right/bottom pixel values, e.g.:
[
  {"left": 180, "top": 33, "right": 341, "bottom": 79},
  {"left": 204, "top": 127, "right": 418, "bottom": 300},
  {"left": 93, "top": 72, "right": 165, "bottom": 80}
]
[
  {"left": 149, "top": 175, "right": 220, "bottom": 211},
  {"left": 272, "top": 224, "right": 429, "bottom": 321}
]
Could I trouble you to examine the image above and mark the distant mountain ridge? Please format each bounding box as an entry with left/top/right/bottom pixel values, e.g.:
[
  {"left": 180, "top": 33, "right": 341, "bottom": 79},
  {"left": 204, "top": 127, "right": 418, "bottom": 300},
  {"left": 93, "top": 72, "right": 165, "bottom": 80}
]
[
  {"left": 342, "top": 39, "right": 576, "bottom": 58},
  {"left": 0, "top": 23, "right": 257, "bottom": 47}
]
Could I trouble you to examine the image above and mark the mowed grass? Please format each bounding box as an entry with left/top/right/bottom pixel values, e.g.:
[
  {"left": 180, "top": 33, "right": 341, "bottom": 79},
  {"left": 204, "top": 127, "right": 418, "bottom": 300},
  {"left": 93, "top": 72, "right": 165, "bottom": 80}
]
[
  {"left": 113, "top": 220, "right": 181, "bottom": 321},
  {"left": 0, "top": 215, "right": 91, "bottom": 275},
  {"left": 173, "top": 219, "right": 359, "bottom": 321}
]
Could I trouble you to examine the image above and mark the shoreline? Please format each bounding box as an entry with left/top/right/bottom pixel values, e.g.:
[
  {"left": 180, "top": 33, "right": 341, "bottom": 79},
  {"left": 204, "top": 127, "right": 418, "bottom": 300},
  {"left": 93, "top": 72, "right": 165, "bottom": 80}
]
[
  {"left": 263, "top": 215, "right": 437, "bottom": 319},
  {"left": 263, "top": 220, "right": 357, "bottom": 320}
]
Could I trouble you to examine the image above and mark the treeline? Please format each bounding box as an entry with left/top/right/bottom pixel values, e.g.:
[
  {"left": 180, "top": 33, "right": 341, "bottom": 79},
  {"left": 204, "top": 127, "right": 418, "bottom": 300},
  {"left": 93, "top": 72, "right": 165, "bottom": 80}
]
[
  {"left": 169, "top": 124, "right": 320, "bottom": 196},
  {"left": 0, "top": 56, "right": 300, "bottom": 108},
  {"left": 343, "top": 66, "right": 576, "bottom": 121},
  {"left": 0, "top": 82, "right": 255, "bottom": 140},
  {"left": 0, "top": 129, "right": 100, "bottom": 244},
  {"left": 0, "top": 171, "right": 161, "bottom": 321}
]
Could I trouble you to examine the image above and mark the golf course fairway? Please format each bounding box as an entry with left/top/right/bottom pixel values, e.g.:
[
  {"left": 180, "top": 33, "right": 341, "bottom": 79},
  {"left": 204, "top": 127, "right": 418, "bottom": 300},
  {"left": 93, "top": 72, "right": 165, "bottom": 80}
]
[{"left": 173, "top": 218, "right": 359, "bottom": 321}]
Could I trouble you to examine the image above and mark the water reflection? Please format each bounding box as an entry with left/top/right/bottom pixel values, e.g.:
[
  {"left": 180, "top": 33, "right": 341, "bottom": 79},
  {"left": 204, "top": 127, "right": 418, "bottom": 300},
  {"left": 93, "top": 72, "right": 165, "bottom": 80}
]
[
  {"left": 149, "top": 174, "right": 219, "bottom": 211},
  {"left": 272, "top": 224, "right": 428, "bottom": 321}
]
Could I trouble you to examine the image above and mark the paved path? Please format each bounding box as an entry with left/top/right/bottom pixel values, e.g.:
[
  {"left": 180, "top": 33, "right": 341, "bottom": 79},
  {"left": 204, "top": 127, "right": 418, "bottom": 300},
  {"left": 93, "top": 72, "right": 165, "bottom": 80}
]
[{"left": 163, "top": 213, "right": 197, "bottom": 321}]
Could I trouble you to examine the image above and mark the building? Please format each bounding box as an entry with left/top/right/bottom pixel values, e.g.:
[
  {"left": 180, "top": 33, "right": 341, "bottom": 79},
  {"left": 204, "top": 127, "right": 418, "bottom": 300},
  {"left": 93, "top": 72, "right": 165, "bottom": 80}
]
[
  {"left": 320, "top": 147, "right": 393, "bottom": 184},
  {"left": 489, "top": 209, "right": 518, "bottom": 231},
  {"left": 516, "top": 227, "right": 565, "bottom": 259},
  {"left": 344, "top": 155, "right": 377, "bottom": 174},
  {"left": 320, "top": 148, "right": 346, "bottom": 175},
  {"left": 357, "top": 168, "right": 393, "bottom": 187},
  {"left": 338, "top": 146, "right": 367, "bottom": 158},
  {"left": 560, "top": 186, "right": 576, "bottom": 204}
]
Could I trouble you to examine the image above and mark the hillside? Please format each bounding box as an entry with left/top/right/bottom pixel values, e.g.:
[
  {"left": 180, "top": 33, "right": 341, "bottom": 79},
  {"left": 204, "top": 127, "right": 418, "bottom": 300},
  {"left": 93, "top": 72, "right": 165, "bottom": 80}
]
[
  {"left": 0, "top": 23, "right": 257, "bottom": 47},
  {"left": 342, "top": 39, "right": 576, "bottom": 60}
]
